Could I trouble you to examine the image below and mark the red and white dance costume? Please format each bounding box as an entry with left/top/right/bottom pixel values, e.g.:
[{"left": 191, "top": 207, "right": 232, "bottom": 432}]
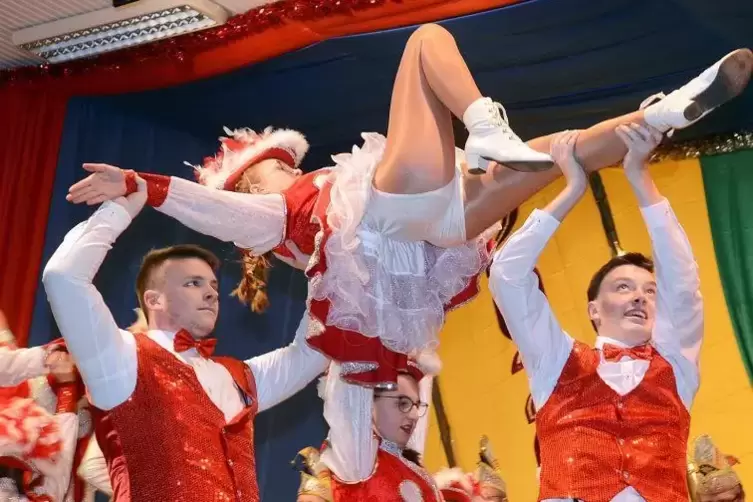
[
  {"left": 319, "top": 358, "right": 441, "bottom": 502},
  {"left": 125, "top": 128, "right": 498, "bottom": 389},
  {"left": 489, "top": 199, "right": 703, "bottom": 502},
  {"left": 42, "top": 201, "right": 328, "bottom": 501},
  {"left": 0, "top": 333, "right": 84, "bottom": 501}
]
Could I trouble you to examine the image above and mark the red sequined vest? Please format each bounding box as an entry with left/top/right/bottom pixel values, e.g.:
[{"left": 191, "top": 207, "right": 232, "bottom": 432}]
[
  {"left": 91, "top": 334, "right": 259, "bottom": 502},
  {"left": 331, "top": 443, "right": 440, "bottom": 502},
  {"left": 272, "top": 169, "right": 330, "bottom": 258},
  {"left": 536, "top": 341, "right": 690, "bottom": 502}
]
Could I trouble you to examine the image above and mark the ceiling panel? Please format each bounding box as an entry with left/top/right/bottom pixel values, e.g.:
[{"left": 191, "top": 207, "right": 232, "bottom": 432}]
[{"left": 0, "top": 0, "right": 273, "bottom": 70}]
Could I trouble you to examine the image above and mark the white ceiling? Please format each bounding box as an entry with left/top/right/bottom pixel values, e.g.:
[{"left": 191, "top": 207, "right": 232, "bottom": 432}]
[{"left": 0, "top": 0, "right": 274, "bottom": 69}]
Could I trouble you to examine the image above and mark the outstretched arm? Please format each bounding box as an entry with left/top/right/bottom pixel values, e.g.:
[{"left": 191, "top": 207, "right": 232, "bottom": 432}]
[
  {"left": 0, "top": 312, "right": 51, "bottom": 386},
  {"left": 67, "top": 164, "right": 286, "bottom": 255},
  {"left": 245, "top": 314, "right": 328, "bottom": 413},
  {"left": 42, "top": 197, "right": 143, "bottom": 411},
  {"left": 488, "top": 131, "right": 586, "bottom": 410},
  {"left": 618, "top": 124, "right": 703, "bottom": 403},
  {"left": 0, "top": 345, "right": 49, "bottom": 387},
  {"left": 319, "top": 362, "right": 378, "bottom": 482}
]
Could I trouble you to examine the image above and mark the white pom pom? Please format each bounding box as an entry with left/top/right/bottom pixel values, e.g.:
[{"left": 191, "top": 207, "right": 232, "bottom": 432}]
[
  {"left": 414, "top": 350, "right": 442, "bottom": 376},
  {"left": 434, "top": 467, "right": 472, "bottom": 492}
]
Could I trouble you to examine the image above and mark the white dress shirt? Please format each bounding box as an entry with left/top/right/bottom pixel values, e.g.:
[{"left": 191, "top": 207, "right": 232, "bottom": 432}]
[
  {"left": 42, "top": 201, "right": 328, "bottom": 422},
  {"left": 0, "top": 344, "right": 47, "bottom": 387},
  {"left": 489, "top": 198, "right": 703, "bottom": 502}
]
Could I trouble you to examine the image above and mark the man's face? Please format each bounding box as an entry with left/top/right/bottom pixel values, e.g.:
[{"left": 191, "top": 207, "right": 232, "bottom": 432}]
[
  {"left": 146, "top": 257, "right": 219, "bottom": 338},
  {"left": 588, "top": 264, "right": 656, "bottom": 345}
]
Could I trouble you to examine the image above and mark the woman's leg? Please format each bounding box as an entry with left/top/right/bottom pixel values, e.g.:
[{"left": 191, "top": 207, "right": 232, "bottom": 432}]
[
  {"left": 373, "top": 24, "right": 551, "bottom": 196},
  {"left": 464, "top": 47, "right": 753, "bottom": 238},
  {"left": 463, "top": 110, "right": 645, "bottom": 238}
]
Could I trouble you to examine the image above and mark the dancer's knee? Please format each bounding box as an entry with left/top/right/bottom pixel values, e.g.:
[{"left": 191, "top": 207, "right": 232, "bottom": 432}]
[{"left": 407, "top": 23, "right": 453, "bottom": 47}]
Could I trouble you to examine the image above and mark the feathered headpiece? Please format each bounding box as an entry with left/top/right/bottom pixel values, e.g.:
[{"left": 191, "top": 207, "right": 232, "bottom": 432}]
[
  {"left": 189, "top": 126, "right": 309, "bottom": 191},
  {"left": 473, "top": 436, "right": 507, "bottom": 496},
  {"left": 688, "top": 435, "right": 741, "bottom": 499},
  {"left": 293, "top": 446, "right": 332, "bottom": 501}
]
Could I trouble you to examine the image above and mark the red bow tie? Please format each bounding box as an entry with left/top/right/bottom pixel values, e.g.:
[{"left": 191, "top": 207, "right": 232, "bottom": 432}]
[
  {"left": 173, "top": 329, "right": 217, "bottom": 358},
  {"left": 602, "top": 343, "right": 653, "bottom": 362}
]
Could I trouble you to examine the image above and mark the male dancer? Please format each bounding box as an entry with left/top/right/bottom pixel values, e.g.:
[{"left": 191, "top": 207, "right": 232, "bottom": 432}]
[
  {"left": 490, "top": 124, "right": 703, "bottom": 501},
  {"left": 43, "top": 187, "right": 328, "bottom": 501}
]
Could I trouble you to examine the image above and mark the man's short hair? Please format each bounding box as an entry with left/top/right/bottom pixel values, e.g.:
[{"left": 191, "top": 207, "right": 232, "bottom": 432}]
[
  {"left": 135, "top": 245, "right": 220, "bottom": 319},
  {"left": 586, "top": 252, "right": 654, "bottom": 303}
]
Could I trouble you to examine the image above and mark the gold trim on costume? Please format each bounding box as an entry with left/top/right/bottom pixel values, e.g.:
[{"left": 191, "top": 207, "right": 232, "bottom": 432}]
[
  {"left": 294, "top": 447, "right": 333, "bottom": 502},
  {"left": 474, "top": 435, "right": 507, "bottom": 495},
  {"left": 688, "top": 435, "right": 742, "bottom": 499}
]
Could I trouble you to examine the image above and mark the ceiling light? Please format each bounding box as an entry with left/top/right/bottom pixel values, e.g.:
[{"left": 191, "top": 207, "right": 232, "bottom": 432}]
[{"left": 12, "top": 0, "right": 228, "bottom": 64}]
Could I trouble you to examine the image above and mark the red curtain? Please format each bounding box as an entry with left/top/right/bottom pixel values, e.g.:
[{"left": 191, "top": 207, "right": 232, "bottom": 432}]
[
  {"left": 0, "top": 0, "right": 522, "bottom": 345},
  {"left": 0, "top": 89, "right": 67, "bottom": 346}
]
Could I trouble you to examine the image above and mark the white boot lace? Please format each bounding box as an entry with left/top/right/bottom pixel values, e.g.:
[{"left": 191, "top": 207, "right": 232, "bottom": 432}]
[{"left": 487, "top": 100, "right": 522, "bottom": 142}]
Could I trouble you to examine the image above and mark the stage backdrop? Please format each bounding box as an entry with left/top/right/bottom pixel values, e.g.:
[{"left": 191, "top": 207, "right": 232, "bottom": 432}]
[
  {"left": 426, "top": 157, "right": 753, "bottom": 500},
  {"left": 24, "top": 1, "right": 753, "bottom": 500}
]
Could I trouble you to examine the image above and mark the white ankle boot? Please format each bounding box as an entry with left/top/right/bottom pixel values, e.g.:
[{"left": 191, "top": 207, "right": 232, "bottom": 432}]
[
  {"left": 463, "top": 97, "right": 554, "bottom": 174},
  {"left": 643, "top": 48, "right": 753, "bottom": 133}
]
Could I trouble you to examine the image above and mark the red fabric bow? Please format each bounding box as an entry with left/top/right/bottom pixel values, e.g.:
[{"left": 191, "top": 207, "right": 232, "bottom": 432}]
[
  {"left": 602, "top": 343, "right": 653, "bottom": 362},
  {"left": 173, "top": 330, "right": 217, "bottom": 358}
]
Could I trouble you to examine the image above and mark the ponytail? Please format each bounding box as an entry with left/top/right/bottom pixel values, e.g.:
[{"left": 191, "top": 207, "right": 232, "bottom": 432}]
[{"left": 233, "top": 249, "right": 273, "bottom": 313}]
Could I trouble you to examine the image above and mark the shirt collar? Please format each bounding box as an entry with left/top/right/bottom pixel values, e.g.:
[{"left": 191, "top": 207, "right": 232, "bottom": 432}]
[{"left": 595, "top": 335, "right": 636, "bottom": 349}]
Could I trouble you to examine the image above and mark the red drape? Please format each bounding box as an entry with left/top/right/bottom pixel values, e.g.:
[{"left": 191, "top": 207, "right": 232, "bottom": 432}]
[
  {"left": 0, "top": 0, "right": 521, "bottom": 345},
  {"left": 0, "top": 89, "right": 67, "bottom": 346}
]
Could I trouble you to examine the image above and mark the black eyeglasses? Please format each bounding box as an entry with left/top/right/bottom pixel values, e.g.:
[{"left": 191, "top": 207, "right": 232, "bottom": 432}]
[{"left": 375, "top": 395, "right": 429, "bottom": 417}]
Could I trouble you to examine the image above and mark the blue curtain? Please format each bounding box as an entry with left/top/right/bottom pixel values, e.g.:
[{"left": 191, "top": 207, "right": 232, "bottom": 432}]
[
  {"left": 30, "top": 97, "right": 325, "bottom": 501},
  {"left": 26, "top": 0, "right": 753, "bottom": 499}
]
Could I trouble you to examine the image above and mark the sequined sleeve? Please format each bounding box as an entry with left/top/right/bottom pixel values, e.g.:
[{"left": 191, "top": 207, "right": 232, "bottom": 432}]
[
  {"left": 320, "top": 362, "right": 378, "bottom": 482},
  {"left": 0, "top": 345, "right": 47, "bottom": 387},
  {"left": 641, "top": 198, "right": 703, "bottom": 403},
  {"left": 245, "top": 314, "right": 328, "bottom": 413},
  {"left": 42, "top": 202, "right": 138, "bottom": 411},
  {"left": 153, "top": 176, "right": 286, "bottom": 255},
  {"left": 78, "top": 437, "right": 113, "bottom": 496},
  {"left": 488, "top": 209, "right": 574, "bottom": 410}
]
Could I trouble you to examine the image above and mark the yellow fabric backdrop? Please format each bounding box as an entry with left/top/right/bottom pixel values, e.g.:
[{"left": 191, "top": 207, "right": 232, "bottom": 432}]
[{"left": 423, "top": 159, "right": 753, "bottom": 500}]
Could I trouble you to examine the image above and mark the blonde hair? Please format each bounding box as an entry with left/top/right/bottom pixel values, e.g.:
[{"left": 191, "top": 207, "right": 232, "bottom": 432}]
[
  {"left": 127, "top": 308, "right": 149, "bottom": 333},
  {"left": 233, "top": 170, "right": 273, "bottom": 313}
]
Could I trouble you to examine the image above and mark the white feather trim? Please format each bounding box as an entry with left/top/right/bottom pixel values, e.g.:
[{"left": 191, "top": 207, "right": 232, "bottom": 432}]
[
  {"left": 434, "top": 467, "right": 473, "bottom": 492},
  {"left": 316, "top": 374, "right": 328, "bottom": 400},
  {"left": 192, "top": 127, "right": 309, "bottom": 190},
  {"left": 413, "top": 350, "right": 442, "bottom": 377}
]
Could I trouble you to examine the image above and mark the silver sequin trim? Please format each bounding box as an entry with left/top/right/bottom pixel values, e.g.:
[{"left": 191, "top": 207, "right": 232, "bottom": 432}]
[
  {"left": 340, "top": 361, "right": 378, "bottom": 377},
  {"left": 381, "top": 440, "right": 441, "bottom": 501}
]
